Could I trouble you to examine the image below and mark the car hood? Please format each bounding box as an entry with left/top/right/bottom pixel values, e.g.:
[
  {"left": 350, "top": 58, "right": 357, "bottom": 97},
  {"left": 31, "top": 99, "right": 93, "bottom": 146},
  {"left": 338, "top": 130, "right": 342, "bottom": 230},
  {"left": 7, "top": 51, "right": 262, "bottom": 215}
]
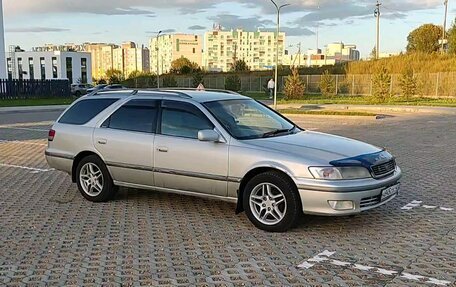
[{"left": 244, "top": 130, "right": 382, "bottom": 164}]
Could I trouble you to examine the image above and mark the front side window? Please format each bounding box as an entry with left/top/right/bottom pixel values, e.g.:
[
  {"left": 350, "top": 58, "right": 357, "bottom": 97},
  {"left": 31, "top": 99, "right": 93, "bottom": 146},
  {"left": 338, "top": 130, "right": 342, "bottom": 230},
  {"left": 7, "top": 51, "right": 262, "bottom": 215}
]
[
  {"left": 59, "top": 98, "right": 118, "bottom": 125},
  {"left": 161, "top": 101, "right": 213, "bottom": 139},
  {"left": 204, "top": 99, "right": 295, "bottom": 140},
  {"left": 104, "top": 99, "right": 158, "bottom": 133}
]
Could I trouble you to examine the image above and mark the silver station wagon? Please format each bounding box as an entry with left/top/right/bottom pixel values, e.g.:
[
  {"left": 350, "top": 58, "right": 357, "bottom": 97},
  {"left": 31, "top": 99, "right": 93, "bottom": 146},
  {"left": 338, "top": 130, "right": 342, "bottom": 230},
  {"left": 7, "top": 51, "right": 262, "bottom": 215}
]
[{"left": 46, "top": 89, "right": 402, "bottom": 232}]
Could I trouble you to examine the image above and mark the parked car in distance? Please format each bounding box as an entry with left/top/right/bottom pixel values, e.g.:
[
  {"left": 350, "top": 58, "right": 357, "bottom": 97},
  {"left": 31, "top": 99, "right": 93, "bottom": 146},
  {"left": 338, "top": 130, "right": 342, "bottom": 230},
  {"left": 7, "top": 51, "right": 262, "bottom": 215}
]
[
  {"left": 86, "top": 84, "right": 108, "bottom": 94},
  {"left": 45, "top": 89, "right": 402, "bottom": 232},
  {"left": 71, "top": 83, "right": 93, "bottom": 97},
  {"left": 103, "top": 84, "right": 127, "bottom": 91}
]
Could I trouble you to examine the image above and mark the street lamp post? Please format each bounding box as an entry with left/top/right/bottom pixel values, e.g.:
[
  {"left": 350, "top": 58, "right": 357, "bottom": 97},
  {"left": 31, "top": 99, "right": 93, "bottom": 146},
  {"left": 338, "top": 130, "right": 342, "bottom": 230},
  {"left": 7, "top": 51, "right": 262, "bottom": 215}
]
[
  {"left": 269, "top": 0, "right": 290, "bottom": 109},
  {"left": 156, "top": 31, "right": 162, "bottom": 88}
]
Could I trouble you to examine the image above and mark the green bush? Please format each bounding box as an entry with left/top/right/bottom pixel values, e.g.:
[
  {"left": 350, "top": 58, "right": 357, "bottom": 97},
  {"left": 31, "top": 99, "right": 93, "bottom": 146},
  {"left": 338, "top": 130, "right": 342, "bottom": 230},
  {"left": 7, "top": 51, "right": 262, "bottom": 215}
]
[
  {"left": 192, "top": 72, "right": 205, "bottom": 88},
  {"left": 162, "top": 75, "right": 178, "bottom": 87},
  {"left": 372, "top": 66, "right": 391, "bottom": 103},
  {"left": 284, "top": 68, "right": 306, "bottom": 100},
  {"left": 399, "top": 68, "right": 418, "bottom": 100},
  {"left": 225, "top": 75, "right": 241, "bottom": 91},
  {"left": 319, "top": 70, "right": 336, "bottom": 96}
]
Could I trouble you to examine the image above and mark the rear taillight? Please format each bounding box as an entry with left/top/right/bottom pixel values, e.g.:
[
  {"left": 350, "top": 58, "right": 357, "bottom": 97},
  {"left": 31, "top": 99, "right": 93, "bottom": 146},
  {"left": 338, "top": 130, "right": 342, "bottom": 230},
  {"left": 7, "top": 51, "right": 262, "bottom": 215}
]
[{"left": 48, "top": 129, "right": 56, "bottom": 141}]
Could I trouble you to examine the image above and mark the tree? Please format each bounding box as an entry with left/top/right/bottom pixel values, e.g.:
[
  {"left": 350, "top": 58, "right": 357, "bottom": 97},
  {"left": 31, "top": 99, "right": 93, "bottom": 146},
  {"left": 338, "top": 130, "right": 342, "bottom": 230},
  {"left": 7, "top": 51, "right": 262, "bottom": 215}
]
[
  {"left": 225, "top": 75, "right": 241, "bottom": 91},
  {"left": 398, "top": 68, "right": 418, "bottom": 100},
  {"left": 105, "top": 69, "right": 124, "bottom": 84},
  {"left": 170, "top": 57, "right": 199, "bottom": 74},
  {"left": 232, "top": 59, "right": 250, "bottom": 72},
  {"left": 370, "top": 46, "right": 377, "bottom": 59},
  {"left": 406, "top": 24, "right": 442, "bottom": 53},
  {"left": 448, "top": 18, "right": 456, "bottom": 54},
  {"left": 319, "top": 70, "right": 336, "bottom": 96},
  {"left": 192, "top": 71, "right": 204, "bottom": 88},
  {"left": 372, "top": 66, "right": 391, "bottom": 102},
  {"left": 127, "top": 70, "right": 142, "bottom": 79},
  {"left": 284, "top": 68, "right": 306, "bottom": 100}
]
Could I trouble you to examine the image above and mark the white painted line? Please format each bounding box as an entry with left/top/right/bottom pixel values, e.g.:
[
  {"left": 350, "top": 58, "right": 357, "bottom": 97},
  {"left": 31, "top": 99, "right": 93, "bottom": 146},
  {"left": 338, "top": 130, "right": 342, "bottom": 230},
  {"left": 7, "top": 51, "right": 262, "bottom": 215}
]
[
  {"left": 0, "top": 140, "right": 47, "bottom": 146},
  {"left": 0, "top": 163, "right": 53, "bottom": 173},
  {"left": 298, "top": 251, "right": 452, "bottom": 286},
  {"left": 298, "top": 250, "right": 335, "bottom": 269},
  {"left": 401, "top": 200, "right": 453, "bottom": 212},
  {"left": 0, "top": 127, "right": 49, "bottom": 132}
]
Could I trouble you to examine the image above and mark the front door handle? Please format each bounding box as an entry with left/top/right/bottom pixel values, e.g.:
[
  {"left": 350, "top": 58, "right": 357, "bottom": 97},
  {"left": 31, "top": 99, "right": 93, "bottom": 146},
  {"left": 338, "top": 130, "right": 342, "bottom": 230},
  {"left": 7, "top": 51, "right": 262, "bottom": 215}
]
[
  {"left": 97, "top": 138, "right": 107, "bottom": 145},
  {"left": 157, "top": 147, "right": 168, "bottom": 152}
]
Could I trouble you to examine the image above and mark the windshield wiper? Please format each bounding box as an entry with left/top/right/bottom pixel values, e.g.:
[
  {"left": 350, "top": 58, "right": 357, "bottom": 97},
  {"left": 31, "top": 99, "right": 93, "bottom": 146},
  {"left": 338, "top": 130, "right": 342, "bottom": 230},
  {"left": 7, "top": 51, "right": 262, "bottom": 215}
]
[{"left": 262, "top": 126, "right": 296, "bottom": 138}]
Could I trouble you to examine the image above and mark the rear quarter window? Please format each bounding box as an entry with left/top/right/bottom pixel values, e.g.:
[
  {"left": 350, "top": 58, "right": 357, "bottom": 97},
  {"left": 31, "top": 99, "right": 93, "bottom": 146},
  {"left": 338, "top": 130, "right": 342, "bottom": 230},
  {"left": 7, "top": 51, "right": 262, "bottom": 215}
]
[{"left": 59, "top": 98, "right": 118, "bottom": 125}]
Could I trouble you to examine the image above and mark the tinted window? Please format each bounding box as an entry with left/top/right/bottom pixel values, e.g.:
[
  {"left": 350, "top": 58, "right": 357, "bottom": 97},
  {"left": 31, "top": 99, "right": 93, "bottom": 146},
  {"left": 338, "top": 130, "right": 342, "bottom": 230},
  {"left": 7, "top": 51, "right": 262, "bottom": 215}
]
[
  {"left": 105, "top": 99, "right": 158, "bottom": 133},
  {"left": 59, "top": 98, "right": 118, "bottom": 125},
  {"left": 161, "top": 101, "right": 213, "bottom": 139}
]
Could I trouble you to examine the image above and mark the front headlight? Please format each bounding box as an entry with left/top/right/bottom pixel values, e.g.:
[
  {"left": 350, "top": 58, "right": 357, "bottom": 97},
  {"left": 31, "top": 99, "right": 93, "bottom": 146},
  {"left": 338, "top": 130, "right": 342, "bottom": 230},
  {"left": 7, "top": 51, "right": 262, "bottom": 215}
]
[{"left": 309, "top": 166, "right": 371, "bottom": 180}]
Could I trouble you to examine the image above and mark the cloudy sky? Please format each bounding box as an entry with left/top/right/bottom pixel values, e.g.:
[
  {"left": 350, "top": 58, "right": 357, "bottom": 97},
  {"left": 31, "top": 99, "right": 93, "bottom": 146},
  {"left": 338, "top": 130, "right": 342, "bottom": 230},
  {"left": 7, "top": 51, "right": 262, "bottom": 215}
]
[{"left": 3, "top": 0, "right": 454, "bottom": 57}]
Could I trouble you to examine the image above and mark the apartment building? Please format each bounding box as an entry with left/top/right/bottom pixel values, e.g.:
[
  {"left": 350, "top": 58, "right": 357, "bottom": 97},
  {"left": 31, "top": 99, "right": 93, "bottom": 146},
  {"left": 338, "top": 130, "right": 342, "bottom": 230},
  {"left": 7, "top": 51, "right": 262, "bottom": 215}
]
[
  {"left": 84, "top": 43, "right": 118, "bottom": 79},
  {"left": 283, "top": 52, "right": 307, "bottom": 67},
  {"left": 149, "top": 34, "right": 202, "bottom": 75},
  {"left": 113, "top": 42, "right": 150, "bottom": 78},
  {"left": 6, "top": 51, "right": 92, "bottom": 84},
  {"left": 203, "top": 29, "right": 286, "bottom": 72},
  {"left": 306, "top": 43, "right": 360, "bottom": 67}
]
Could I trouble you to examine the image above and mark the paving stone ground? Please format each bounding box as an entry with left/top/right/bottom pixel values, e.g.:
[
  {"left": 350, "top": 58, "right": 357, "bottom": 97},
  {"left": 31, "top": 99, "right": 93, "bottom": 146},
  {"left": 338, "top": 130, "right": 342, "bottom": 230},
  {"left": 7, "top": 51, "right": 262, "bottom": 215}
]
[{"left": 0, "top": 112, "right": 455, "bottom": 286}]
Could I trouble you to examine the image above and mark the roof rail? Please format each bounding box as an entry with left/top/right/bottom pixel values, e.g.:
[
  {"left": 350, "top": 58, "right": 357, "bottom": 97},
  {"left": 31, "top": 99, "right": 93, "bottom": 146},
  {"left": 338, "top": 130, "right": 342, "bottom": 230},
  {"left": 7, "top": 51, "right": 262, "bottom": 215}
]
[
  {"left": 155, "top": 87, "right": 241, "bottom": 95},
  {"left": 142, "top": 89, "right": 193, "bottom": 99}
]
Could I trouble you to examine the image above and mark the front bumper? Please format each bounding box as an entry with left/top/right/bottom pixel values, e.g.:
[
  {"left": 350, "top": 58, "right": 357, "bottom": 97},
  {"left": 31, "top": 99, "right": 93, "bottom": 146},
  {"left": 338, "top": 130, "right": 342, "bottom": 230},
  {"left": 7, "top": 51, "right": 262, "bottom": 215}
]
[{"left": 296, "top": 167, "right": 402, "bottom": 215}]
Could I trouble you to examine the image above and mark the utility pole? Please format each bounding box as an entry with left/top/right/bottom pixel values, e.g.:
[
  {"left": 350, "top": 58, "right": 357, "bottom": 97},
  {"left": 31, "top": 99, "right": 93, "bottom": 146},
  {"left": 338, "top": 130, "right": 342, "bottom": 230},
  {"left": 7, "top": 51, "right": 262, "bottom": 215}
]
[
  {"left": 269, "top": 0, "right": 290, "bottom": 110},
  {"left": 374, "top": 1, "right": 381, "bottom": 59},
  {"left": 297, "top": 42, "right": 301, "bottom": 68},
  {"left": 441, "top": 0, "right": 449, "bottom": 53},
  {"left": 155, "top": 31, "right": 162, "bottom": 88}
]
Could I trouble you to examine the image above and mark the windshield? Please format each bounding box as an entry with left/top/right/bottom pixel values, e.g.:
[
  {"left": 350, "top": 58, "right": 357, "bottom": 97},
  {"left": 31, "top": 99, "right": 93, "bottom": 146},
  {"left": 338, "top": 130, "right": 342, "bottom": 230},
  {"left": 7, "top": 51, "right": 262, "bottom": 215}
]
[{"left": 204, "top": 99, "right": 297, "bottom": 140}]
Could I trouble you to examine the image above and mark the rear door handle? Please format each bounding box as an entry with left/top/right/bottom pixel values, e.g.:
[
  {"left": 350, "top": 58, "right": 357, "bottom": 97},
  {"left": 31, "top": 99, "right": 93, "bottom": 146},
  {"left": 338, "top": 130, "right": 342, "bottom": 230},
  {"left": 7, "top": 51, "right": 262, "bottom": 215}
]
[
  {"left": 157, "top": 147, "right": 168, "bottom": 152},
  {"left": 97, "top": 138, "right": 107, "bottom": 145}
]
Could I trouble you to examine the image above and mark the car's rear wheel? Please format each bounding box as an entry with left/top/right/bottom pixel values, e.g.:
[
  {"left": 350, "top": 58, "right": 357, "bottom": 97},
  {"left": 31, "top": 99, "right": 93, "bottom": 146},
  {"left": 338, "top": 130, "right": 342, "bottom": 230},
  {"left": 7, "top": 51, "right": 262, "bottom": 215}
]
[
  {"left": 76, "top": 155, "right": 115, "bottom": 202},
  {"left": 243, "top": 171, "right": 301, "bottom": 232}
]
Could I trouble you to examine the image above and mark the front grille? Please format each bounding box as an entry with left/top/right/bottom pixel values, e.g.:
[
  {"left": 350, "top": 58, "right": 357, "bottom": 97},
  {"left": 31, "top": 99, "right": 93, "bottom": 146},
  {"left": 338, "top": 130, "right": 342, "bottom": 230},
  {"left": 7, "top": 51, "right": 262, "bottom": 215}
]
[
  {"left": 371, "top": 159, "right": 396, "bottom": 178},
  {"left": 360, "top": 195, "right": 381, "bottom": 208}
]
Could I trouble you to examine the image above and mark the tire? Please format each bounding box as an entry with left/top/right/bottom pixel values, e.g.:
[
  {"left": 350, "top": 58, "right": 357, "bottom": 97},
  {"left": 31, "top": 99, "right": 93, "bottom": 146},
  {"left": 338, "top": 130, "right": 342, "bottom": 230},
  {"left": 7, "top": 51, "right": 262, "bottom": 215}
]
[
  {"left": 76, "top": 155, "right": 115, "bottom": 202},
  {"left": 243, "top": 171, "right": 301, "bottom": 232}
]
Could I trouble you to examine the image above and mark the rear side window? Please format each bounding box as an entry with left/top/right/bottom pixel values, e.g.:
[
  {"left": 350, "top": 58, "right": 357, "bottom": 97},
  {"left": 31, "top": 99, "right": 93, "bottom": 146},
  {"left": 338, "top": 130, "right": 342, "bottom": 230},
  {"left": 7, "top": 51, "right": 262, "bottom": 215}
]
[
  {"left": 59, "top": 98, "right": 118, "bottom": 125},
  {"left": 103, "top": 99, "right": 158, "bottom": 133}
]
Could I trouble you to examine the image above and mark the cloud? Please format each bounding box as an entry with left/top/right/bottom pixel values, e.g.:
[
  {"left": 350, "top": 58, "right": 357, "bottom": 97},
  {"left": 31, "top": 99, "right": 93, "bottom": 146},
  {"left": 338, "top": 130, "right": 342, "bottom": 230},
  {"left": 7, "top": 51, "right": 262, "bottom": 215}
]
[
  {"left": 188, "top": 25, "right": 206, "bottom": 30},
  {"left": 208, "top": 14, "right": 313, "bottom": 37},
  {"left": 5, "top": 27, "right": 70, "bottom": 33}
]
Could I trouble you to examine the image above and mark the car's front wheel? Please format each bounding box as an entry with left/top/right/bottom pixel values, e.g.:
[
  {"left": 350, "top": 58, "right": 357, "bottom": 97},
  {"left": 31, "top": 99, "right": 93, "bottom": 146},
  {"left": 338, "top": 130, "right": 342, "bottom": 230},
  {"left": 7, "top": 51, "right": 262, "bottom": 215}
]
[
  {"left": 243, "top": 171, "right": 301, "bottom": 232},
  {"left": 76, "top": 155, "right": 115, "bottom": 202}
]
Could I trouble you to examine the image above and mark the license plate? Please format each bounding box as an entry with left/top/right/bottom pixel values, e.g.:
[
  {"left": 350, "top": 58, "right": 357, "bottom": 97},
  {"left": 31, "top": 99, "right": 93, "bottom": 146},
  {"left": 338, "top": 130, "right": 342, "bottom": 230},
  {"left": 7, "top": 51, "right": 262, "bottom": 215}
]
[{"left": 381, "top": 184, "right": 400, "bottom": 202}]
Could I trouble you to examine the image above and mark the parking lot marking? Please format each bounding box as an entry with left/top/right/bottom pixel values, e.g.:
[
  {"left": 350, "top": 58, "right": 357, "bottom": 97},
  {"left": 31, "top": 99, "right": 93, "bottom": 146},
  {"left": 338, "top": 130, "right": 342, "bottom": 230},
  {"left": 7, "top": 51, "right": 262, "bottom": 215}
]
[
  {"left": 0, "top": 163, "right": 53, "bottom": 173},
  {"left": 401, "top": 200, "right": 453, "bottom": 212},
  {"left": 0, "top": 126, "right": 49, "bottom": 132},
  {"left": 298, "top": 250, "right": 336, "bottom": 269},
  {"left": 298, "top": 251, "right": 452, "bottom": 286},
  {"left": 0, "top": 140, "right": 47, "bottom": 146}
]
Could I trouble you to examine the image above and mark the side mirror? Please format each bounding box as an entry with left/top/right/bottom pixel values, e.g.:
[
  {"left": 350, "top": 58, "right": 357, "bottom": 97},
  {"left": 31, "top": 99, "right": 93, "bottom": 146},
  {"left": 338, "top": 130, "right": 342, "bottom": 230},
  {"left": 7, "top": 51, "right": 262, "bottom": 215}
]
[{"left": 198, "top": 129, "right": 221, "bottom": 142}]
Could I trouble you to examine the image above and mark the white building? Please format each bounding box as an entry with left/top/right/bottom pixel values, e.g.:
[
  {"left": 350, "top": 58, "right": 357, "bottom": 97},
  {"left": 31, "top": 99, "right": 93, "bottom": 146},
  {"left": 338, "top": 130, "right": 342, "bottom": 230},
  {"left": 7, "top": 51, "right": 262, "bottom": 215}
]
[
  {"left": 6, "top": 51, "right": 92, "bottom": 84},
  {"left": 203, "top": 28, "right": 286, "bottom": 72},
  {"left": 0, "top": 0, "right": 6, "bottom": 79},
  {"left": 307, "top": 43, "right": 360, "bottom": 67}
]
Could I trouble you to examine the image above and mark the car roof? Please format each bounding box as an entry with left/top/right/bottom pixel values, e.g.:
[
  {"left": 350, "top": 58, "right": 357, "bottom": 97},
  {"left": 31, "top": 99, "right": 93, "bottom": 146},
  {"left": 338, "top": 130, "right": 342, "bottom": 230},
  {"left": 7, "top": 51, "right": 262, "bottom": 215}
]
[{"left": 92, "top": 89, "right": 249, "bottom": 103}]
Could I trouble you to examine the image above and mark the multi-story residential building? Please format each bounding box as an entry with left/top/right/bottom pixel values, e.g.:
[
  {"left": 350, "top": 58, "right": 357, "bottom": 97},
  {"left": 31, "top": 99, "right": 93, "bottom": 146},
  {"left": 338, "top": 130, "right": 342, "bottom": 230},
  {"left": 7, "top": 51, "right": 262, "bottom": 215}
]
[
  {"left": 306, "top": 43, "right": 360, "bottom": 67},
  {"left": 84, "top": 43, "right": 118, "bottom": 79},
  {"left": 149, "top": 34, "right": 202, "bottom": 75},
  {"left": 32, "top": 43, "right": 86, "bottom": 52},
  {"left": 6, "top": 51, "right": 92, "bottom": 84},
  {"left": 113, "top": 42, "right": 150, "bottom": 78},
  {"left": 203, "top": 28, "right": 286, "bottom": 72}
]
